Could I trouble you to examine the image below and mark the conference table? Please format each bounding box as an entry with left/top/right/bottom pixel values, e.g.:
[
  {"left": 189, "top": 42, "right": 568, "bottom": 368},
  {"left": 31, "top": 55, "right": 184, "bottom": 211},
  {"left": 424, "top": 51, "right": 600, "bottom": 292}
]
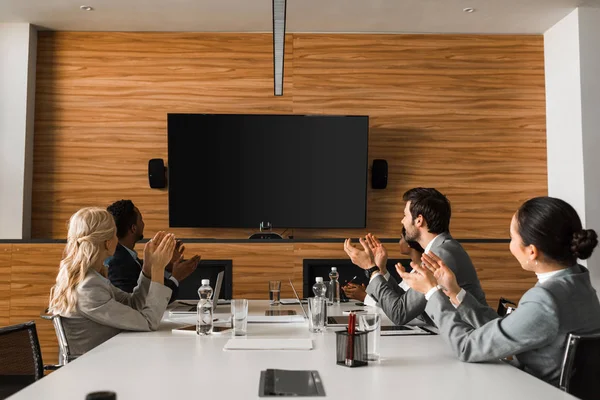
[{"left": 9, "top": 301, "right": 577, "bottom": 399}]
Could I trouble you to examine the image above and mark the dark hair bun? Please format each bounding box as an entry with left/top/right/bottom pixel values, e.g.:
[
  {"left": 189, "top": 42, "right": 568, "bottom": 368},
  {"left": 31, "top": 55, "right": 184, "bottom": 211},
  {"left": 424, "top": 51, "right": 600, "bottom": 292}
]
[{"left": 571, "top": 229, "right": 599, "bottom": 260}]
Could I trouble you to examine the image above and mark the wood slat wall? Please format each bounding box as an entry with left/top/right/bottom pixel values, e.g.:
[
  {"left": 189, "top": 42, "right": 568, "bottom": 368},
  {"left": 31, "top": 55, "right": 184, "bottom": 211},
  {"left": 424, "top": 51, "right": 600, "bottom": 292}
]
[
  {"left": 32, "top": 32, "right": 547, "bottom": 240},
  {"left": 13, "top": 31, "right": 546, "bottom": 364},
  {"left": 0, "top": 245, "right": 11, "bottom": 327},
  {"left": 1, "top": 242, "right": 536, "bottom": 365}
]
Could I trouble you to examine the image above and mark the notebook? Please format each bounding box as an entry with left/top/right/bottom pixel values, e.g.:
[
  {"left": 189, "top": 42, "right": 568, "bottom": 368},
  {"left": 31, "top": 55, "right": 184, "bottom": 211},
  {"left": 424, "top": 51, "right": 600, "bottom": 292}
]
[
  {"left": 259, "top": 369, "right": 325, "bottom": 397},
  {"left": 224, "top": 338, "right": 313, "bottom": 351}
]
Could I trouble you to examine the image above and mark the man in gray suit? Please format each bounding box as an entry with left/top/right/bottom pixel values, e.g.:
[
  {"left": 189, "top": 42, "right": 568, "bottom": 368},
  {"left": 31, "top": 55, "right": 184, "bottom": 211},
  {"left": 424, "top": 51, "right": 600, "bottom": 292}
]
[{"left": 344, "top": 187, "right": 487, "bottom": 325}]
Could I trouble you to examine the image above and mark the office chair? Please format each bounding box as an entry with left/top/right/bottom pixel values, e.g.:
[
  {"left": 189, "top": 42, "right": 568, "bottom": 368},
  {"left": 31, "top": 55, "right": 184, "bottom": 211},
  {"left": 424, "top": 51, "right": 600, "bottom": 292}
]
[
  {"left": 0, "top": 321, "right": 46, "bottom": 398},
  {"left": 496, "top": 297, "right": 517, "bottom": 317},
  {"left": 41, "top": 310, "right": 77, "bottom": 366},
  {"left": 559, "top": 332, "right": 600, "bottom": 399}
]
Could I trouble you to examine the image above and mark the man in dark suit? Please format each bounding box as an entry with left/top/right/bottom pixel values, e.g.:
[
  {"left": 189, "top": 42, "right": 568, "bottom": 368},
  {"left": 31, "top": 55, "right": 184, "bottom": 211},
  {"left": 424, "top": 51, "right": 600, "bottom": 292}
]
[{"left": 105, "top": 200, "right": 199, "bottom": 303}]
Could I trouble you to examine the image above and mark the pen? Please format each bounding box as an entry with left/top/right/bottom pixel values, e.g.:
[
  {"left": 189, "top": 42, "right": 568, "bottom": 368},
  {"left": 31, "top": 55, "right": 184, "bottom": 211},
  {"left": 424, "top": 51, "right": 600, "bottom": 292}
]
[
  {"left": 346, "top": 312, "right": 356, "bottom": 366},
  {"left": 346, "top": 275, "right": 358, "bottom": 285}
]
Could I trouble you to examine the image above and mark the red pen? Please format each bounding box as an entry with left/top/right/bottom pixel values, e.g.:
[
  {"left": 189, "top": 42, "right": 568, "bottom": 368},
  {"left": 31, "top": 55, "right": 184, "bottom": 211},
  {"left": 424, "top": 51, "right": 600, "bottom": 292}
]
[{"left": 346, "top": 312, "right": 356, "bottom": 366}]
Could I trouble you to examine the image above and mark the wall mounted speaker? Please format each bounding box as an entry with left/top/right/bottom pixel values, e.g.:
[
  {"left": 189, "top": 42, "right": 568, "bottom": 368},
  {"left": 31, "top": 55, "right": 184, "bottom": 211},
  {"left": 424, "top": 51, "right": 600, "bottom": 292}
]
[
  {"left": 371, "top": 159, "right": 388, "bottom": 189},
  {"left": 148, "top": 159, "right": 167, "bottom": 189}
]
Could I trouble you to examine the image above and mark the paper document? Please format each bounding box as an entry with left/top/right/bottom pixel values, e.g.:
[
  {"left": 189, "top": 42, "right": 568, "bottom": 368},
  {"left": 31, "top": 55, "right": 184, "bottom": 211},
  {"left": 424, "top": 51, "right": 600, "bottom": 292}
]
[
  {"left": 247, "top": 315, "right": 305, "bottom": 323},
  {"left": 224, "top": 338, "right": 313, "bottom": 351}
]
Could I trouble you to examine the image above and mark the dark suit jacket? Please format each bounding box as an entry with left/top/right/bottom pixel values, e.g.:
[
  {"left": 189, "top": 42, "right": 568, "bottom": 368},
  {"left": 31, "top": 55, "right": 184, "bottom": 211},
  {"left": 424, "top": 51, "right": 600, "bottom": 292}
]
[{"left": 106, "top": 243, "right": 178, "bottom": 303}]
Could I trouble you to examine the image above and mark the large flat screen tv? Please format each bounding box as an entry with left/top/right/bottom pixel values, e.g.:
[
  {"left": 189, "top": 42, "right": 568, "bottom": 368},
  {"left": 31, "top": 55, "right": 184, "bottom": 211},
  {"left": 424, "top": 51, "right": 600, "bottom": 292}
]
[{"left": 167, "top": 114, "right": 369, "bottom": 229}]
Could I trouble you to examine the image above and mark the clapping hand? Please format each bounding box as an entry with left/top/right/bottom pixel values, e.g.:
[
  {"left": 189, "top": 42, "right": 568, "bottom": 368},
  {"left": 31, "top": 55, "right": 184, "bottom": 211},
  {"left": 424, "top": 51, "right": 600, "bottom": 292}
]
[
  {"left": 343, "top": 238, "right": 376, "bottom": 270},
  {"left": 364, "top": 233, "right": 388, "bottom": 275},
  {"left": 143, "top": 232, "right": 177, "bottom": 283},
  {"left": 343, "top": 283, "right": 367, "bottom": 302},
  {"left": 396, "top": 261, "right": 438, "bottom": 295},
  {"left": 166, "top": 240, "right": 185, "bottom": 272},
  {"left": 172, "top": 254, "right": 201, "bottom": 282},
  {"left": 420, "top": 252, "right": 461, "bottom": 299}
]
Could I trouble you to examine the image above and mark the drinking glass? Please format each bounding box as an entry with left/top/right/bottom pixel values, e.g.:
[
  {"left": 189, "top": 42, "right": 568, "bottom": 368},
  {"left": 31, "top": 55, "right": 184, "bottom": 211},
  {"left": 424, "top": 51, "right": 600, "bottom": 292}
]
[
  {"left": 231, "top": 299, "right": 249, "bottom": 336},
  {"left": 269, "top": 280, "right": 281, "bottom": 306},
  {"left": 358, "top": 313, "right": 381, "bottom": 361}
]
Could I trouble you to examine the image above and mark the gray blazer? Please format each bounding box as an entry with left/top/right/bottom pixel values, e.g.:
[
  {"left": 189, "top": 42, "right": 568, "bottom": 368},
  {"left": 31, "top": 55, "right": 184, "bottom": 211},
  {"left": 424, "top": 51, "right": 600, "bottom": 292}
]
[
  {"left": 61, "top": 270, "right": 172, "bottom": 357},
  {"left": 366, "top": 232, "right": 486, "bottom": 325},
  {"left": 426, "top": 265, "right": 600, "bottom": 386}
]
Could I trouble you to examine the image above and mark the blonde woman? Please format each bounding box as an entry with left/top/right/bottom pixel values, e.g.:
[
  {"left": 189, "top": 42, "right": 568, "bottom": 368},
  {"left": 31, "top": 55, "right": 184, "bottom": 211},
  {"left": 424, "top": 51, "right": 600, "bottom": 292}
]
[{"left": 48, "top": 207, "right": 177, "bottom": 356}]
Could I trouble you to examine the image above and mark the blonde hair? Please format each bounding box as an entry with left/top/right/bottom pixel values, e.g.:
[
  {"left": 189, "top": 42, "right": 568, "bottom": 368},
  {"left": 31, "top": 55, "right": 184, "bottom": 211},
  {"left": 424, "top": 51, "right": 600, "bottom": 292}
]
[{"left": 48, "top": 207, "right": 116, "bottom": 315}]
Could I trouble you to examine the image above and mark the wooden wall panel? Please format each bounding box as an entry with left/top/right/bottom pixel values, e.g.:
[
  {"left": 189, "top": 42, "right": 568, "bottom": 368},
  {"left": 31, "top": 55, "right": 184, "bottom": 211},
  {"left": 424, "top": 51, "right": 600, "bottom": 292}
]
[
  {"left": 4, "top": 242, "right": 534, "bottom": 364},
  {"left": 462, "top": 243, "right": 536, "bottom": 306},
  {"left": 292, "top": 35, "right": 547, "bottom": 240},
  {"left": 32, "top": 32, "right": 546, "bottom": 240},
  {"left": 0, "top": 245, "right": 11, "bottom": 327},
  {"left": 10, "top": 245, "right": 63, "bottom": 365},
  {"left": 170, "top": 243, "right": 298, "bottom": 299}
]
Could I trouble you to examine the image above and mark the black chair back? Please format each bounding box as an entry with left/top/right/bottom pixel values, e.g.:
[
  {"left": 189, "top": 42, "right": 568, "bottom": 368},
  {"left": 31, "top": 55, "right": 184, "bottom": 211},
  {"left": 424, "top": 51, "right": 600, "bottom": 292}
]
[
  {"left": 559, "top": 332, "right": 600, "bottom": 399},
  {"left": 0, "top": 321, "right": 44, "bottom": 399},
  {"left": 496, "top": 297, "right": 517, "bottom": 317}
]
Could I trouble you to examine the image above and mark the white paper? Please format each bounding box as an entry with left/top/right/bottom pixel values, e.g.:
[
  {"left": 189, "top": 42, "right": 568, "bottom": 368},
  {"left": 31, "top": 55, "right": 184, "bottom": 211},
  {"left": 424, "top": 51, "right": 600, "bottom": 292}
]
[
  {"left": 224, "top": 338, "right": 313, "bottom": 350},
  {"left": 247, "top": 315, "right": 305, "bottom": 323}
]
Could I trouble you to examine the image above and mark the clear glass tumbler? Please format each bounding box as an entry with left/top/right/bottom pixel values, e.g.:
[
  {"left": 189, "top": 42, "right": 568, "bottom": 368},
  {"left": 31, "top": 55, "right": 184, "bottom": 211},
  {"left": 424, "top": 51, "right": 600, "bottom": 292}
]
[
  {"left": 231, "top": 299, "right": 249, "bottom": 336},
  {"left": 269, "top": 281, "right": 281, "bottom": 306},
  {"left": 358, "top": 313, "right": 381, "bottom": 361}
]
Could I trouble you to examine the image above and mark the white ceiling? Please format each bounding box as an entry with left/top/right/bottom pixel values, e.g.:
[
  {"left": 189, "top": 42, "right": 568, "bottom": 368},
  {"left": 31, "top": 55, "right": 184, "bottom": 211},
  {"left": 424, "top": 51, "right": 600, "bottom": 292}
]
[{"left": 1, "top": 0, "right": 599, "bottom": 34}]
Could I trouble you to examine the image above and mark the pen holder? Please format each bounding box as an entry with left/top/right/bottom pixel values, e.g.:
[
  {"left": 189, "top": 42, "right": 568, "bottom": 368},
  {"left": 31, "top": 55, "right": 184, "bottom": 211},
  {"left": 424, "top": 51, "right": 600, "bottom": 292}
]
[{"left": 335, "top": 330, "right": 368, "bottom": 368}]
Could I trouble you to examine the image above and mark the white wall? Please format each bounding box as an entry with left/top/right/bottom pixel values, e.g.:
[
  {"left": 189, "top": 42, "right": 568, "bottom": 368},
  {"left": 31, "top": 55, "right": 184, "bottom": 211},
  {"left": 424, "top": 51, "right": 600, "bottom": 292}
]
[
  {"left": 579, "top": 7, "right": 600, "bottom": 289},
  {"left": 544, "top": 9, "right": 586, "bottom": 221},
  {"left": 0, "top": 23, "right": 37, "bottom": 239},
  {"left": 544, "top": 7, "right": 600, "bottom": 290}
]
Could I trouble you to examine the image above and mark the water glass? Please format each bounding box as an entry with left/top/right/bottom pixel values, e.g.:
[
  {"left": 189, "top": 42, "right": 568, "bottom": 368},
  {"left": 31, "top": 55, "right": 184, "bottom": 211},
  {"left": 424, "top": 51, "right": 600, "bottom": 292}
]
[
  {"left": 231, "top": 299, "right": 249, "bottom": 336},
  {"left": 358, "top": 313, "right": 381, "bottom": 361},
  {"left": 307, "top": 297, "right": 326, "bottom": 333},
  {"left": 269, "top": 280, "right": 281, "bottom": 306}
]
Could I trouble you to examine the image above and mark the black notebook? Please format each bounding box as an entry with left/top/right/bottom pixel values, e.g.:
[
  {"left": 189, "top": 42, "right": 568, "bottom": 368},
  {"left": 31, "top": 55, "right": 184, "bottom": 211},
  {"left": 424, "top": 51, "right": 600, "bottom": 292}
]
[{"left": 259, "top": 369, "right": 326, "bottom": 397}]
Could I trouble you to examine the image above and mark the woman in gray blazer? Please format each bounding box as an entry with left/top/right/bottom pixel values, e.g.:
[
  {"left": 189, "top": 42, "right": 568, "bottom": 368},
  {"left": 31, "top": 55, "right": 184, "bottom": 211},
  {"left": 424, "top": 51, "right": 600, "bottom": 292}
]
[
  {"left": 48, "top": 207, "right": 177, "bottom": 357},
  {"left": 400, "top": 197, "right": 600, "bottom": 386}
]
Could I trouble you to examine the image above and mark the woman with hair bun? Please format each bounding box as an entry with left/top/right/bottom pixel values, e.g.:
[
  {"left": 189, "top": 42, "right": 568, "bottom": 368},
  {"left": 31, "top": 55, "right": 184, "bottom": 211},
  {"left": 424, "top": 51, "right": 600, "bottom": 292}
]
[
  {"left": 399, "top": 196, "right": 600, "bottom": 386},
  {"left": 48, "top": 207, "right": 177, "bottom": 356}
]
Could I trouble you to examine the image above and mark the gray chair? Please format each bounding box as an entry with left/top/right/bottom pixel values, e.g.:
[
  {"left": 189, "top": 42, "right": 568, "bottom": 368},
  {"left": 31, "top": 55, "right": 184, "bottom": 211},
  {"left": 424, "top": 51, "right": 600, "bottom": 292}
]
[
  {"left": 559, "top": 332, "right": 600, "bottom": 399},
  {"left": 40, "top": 310, "right": 77, "bottom": 366}
]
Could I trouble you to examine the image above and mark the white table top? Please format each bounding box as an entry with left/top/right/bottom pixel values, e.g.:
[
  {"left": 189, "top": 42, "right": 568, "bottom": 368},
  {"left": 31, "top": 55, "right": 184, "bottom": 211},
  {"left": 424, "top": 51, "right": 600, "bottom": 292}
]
[{"left": 10, "top": 300, "right": 576, "bottom": 399}]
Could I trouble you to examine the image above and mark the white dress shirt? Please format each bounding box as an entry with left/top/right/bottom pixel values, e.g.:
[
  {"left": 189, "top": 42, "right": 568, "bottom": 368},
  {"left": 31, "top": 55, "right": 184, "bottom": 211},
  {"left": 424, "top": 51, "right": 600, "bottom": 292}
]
[{"left": 536, "top": 269, "right": 566, "bottom": 284}]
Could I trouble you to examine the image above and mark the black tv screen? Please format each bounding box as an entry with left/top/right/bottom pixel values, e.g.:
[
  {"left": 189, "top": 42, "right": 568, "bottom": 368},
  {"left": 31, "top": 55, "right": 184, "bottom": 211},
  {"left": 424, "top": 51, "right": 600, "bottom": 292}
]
[{"left": 167, "top": 114, "right": 369, "bottom": 229}]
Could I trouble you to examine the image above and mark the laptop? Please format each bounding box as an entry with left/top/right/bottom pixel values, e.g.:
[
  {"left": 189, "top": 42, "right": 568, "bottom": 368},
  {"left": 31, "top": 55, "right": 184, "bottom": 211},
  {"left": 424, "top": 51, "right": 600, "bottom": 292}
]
[
  {"left": 170, "top": 271, "right": 224, "bottom": 314},
  {"left": 289, "top": 278, "right": 309, "bottom": 319}
]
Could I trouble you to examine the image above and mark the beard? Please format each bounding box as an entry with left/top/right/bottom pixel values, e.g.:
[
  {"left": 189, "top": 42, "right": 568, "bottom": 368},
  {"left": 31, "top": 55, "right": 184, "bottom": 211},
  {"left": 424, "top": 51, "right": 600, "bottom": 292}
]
[
  {"left": 136, "top": 232, "right": 144, "bottom": 242},
  {"left": 404, "top": 225, "right": 419, "bottom": 242}
]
